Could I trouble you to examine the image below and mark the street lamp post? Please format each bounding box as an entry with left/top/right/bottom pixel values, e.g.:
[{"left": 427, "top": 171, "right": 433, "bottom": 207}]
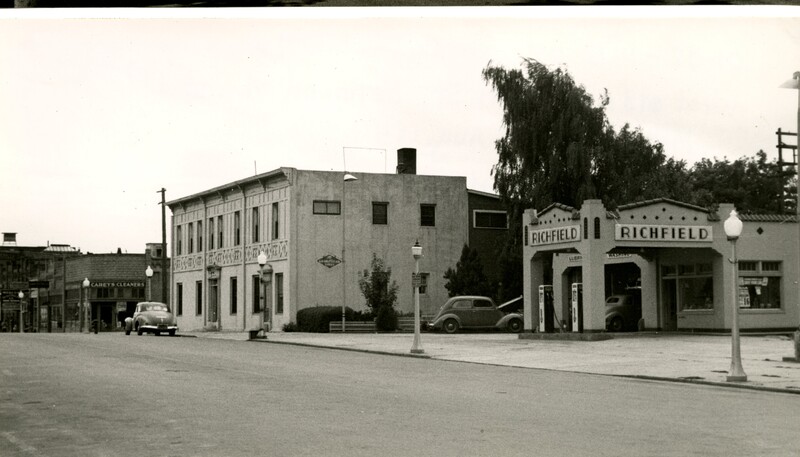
[
  {"left": 257, "top": 251, "right": 273, "bottom": 337},
  {"left": 780, "top": 72, "right": 800, "bottom": 360},
  {"left": 81, "top": 278, "right": 90, "bottom": 333},
  {"left": 18, "top": 291, "right": 24, "bottom": 333},
  {"left": 341, "top": 173, "right": 358, "bottom": 333},
  {"left": 145, "top": 265, "right": 154, "bottom": 301},
  {"left": 724, "top": 209, "right": 747, "bottom": 382},
  {"left": 411, "top": 240, "right": 424, "bottom": 354}
]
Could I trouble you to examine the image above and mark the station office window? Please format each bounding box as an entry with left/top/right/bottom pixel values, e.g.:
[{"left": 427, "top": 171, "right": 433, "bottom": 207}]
[
  {"left": 313, "top": 200, "right": 341, "bottom": 215},
  {"left": 474, "top": 210, "right": 507, "bottom": 229},
  {"left": 663, "top": 263, "right": 713, "bottom": 311},
  {"left": 739, "top": 261, "right": 782, "bottom": 309},
  {"left": 421, "top": 204, "right": 436, "bottom": 227},
  {"left": 373, "top": 202, "right": 388, "bottom": 225}
]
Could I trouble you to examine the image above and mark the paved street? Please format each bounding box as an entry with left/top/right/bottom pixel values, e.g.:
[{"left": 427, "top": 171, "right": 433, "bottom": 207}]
[{"left": 2, "top": 333, "right": 800, "bottom": 456}]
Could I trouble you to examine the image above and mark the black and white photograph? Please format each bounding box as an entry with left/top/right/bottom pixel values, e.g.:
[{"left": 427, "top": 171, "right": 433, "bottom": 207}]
[{"left": 1, "top": 5, "right": 800, "bottom": 456}]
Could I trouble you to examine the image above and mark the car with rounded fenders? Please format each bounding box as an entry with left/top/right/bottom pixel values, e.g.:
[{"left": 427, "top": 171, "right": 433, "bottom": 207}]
[
  {"left": 125, "top": 302, "right": 178, "bottom": 336},
  {"left": 427, "top": 295, "right": 523, "bottom": 334}
]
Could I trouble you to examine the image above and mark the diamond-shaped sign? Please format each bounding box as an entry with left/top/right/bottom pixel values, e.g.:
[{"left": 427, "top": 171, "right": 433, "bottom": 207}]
[{"left": 317, "top": 254, "right": 342, "bottom": 268}]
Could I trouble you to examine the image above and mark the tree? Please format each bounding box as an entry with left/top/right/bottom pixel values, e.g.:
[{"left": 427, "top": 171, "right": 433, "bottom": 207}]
[
  {"left": 358, "top": 253, "right": 399, "bottom": 331},
  {"left": 443, "top": 244, "right": 495, "bottom": 298}
]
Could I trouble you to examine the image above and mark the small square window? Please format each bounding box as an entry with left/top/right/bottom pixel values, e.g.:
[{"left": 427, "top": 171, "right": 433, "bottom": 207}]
[
  {"left": 372, "top": 202, "right": 388, "bottom": 225},
  {"left": 421, "top": 204, "right": 436, "bottom": 227}
]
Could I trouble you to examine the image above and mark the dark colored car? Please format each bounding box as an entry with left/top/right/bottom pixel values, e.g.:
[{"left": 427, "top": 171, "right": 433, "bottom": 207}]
[
  {"left": 126, "top": 302, "right": 178, "bottom": 336},
  {"left": 605, "top": 294, "right": 641, "bottom": 332},
  {"left": 427, "top": 296, "right": 523, "bottom": 334}
]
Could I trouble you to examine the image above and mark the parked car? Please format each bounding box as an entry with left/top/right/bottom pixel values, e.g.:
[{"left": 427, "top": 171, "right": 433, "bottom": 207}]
[
  {"left": 605, "top": 294, "right": 641, "bottom": 332},
  {"left": 126, "top": 302, "right": 178, "bottom": 336},
  {"left": 427, "top": 296, "right": 523, "bottom": 334}
]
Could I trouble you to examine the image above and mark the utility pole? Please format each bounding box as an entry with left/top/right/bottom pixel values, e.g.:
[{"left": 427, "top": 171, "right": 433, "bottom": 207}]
[{"left": 158, "top": 188, "right": 168, "bottom": 305}]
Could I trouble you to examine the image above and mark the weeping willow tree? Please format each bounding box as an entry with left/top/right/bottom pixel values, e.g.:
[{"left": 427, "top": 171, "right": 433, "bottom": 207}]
[{"left": 482, "top": 58, "right": 676, "bottom": 300}]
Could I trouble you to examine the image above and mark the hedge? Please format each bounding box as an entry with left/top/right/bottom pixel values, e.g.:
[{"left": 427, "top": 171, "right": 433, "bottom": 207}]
[{"left": 296, "top": 306, "right": 356, "bottom": 333}]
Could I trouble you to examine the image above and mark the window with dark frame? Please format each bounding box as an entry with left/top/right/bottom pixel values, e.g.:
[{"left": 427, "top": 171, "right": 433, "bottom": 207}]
[
  {"left": 197, "top": 221, "right": 203, "bottom": 253},
  {"left": 372, "top": 202, "right": 388, "bottom": 225},
  {"left": 276, "top": 273, "right": 284, "bottom": 314},
  {"left": 474, "top": 210, "right": 507, "bottom": 229},
  {"left": 420, "top": 204, "right": 436, "bottom": 227},
  {"left": 272, "top": 202, "right": 280, "bottom": 240},
  {"left": 218, "top": 215, "right": 224, "bottom": 248},
  {"left": 176, "top": 225, "right": 182, "bottom": 255},
  {"left": 176, "top": 283, "right": 183, "bottom": 315},
  {"left": 230, "top": 277, "right": 238, "bottom": 315},
  {"left": 196, "top": 281, "right": 203, "bottom": 315},
  {"left": 252, "top": 207, "right": 260, "bottom": 243},
  {"left": 188, "top": 222, "right": 194, "bottom": 253},
  {"left": 234, "top": 211, "right": 241, "bottom": 246},
  {"left": 313, "top": 200, "right": 341, "bottom": 215},
  {"left": 208, "top": 218, "right": 215, "bottom": 250},
  {"left": 252, "top": 275, "right": 261, "bottom": 313}
]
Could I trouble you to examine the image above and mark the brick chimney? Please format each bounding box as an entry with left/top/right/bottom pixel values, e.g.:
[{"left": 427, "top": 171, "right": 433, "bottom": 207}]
[
  {"left": 396, "top": 148, "right": 417, "bottom": 175},
  {"left": 2, "top": 232, "right": 17, "bottom": 246}
]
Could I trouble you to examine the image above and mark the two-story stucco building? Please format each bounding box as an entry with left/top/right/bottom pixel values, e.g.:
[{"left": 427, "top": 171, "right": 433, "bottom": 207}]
[
  {"left": 523, "top": 198, "right": 799, "bottom": 334},
  {"left": 167, "top": 149, "right": 508, "bottom": 332}
]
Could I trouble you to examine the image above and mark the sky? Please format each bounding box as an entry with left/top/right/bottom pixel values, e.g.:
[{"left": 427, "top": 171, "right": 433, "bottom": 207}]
[{"left": 1, "top": 6, "right": 799, "bottom": 254}]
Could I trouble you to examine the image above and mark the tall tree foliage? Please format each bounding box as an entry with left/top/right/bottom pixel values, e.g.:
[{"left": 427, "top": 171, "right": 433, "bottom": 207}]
[
  {"left": 443, "top": 244, "right": 494, "bottom": 298},
  {"left": 358, "top": 254, "right": 399, "bottom": 331}
]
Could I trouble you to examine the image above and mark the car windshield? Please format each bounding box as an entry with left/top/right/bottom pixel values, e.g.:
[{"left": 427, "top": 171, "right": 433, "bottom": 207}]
[
  {"left": 144, "top": 304, "right": 168, "bottom": 312},
  {"left": 606, "top": 297, "right": 621, "bottom": 305}
]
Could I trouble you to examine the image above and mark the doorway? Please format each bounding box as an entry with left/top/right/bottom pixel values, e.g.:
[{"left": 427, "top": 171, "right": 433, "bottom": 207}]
[{"left": 661, "top": 278, "right": 678, "bottom": 331}]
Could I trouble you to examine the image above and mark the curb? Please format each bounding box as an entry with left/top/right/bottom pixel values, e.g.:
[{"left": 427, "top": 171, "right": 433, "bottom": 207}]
[{"left": 251, "top": 338, "right": 800, "bottom": 395}]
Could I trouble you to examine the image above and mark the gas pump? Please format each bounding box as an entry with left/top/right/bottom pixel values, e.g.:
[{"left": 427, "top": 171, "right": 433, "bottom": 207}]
[
  {"left": 538, "top": 285, "right": 554, "bottom": 333},
  {"left": 571, "top": 283, "right": 583, "bottom": 333}
]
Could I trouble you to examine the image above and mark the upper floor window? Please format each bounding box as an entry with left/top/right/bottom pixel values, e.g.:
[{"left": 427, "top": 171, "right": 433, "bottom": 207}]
[
  {"left": 234, "top": 211, "right": 241, "bottom": 246},
  {"left": 474, "top": 210, "right": 507, "bottom": 229},
  {"left": 313, "top": 200, "right": 341, "bottom": 215},
  {"left": 252, "top": 207, "right": 260, "bottom": 243},
  {"left": 272, "top": 203, "right": 280, "bottom": 240},
  {"left": 217, "top": 216, "right": 224, "bottom": 249},
  {"left": 188, "top": 222, "right": 194, "bottom": 254},
  {"left": 176, "top": 225, "right": 183, "bottom": 255},
  {"left": 197, "top": 221, "right": 203, "bottom": 253},
  {"left": 421, "top": 204, "right": 436, "bottom": 227},
  {"left": 372, "top": 202, "right": 388, "bottom": 225},
  {"left": 208, "top": 218, "right": 215, "bottom": 250}
]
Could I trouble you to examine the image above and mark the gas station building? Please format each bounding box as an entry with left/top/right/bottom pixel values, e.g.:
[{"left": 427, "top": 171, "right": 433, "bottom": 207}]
[{"left": 523, "top": 198, "right": 799, "bottom": 333}]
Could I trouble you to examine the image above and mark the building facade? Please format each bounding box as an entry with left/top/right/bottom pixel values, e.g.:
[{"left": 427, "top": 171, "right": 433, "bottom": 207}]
[
  {"left": 168, "top": 151, "right": 508, "bottom": 332},
  {"left": 523, "top": 198, "right": 799, "bottom": 333},
  {"left": 0, "top": 232, "right": 169, "bottom": 332}
]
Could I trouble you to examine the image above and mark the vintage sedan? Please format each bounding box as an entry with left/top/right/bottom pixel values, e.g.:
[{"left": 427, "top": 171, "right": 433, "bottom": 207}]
[
  {"left": 605, "top": 294, "right": 642, "bottom": 332},
  {"left": 126, "top": 302, "right": 178, "bottom": 336},
  {"left": 427, "top": 295, "right": 523, "bottom": 334}
]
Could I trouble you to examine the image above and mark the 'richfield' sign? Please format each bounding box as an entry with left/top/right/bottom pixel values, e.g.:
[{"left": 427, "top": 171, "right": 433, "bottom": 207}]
[
  {"left": 615, "top": 224, "right": 713, "bottom": 242},
  {"left": 529, "top": 226, "right": 580, "bottom": 246}
]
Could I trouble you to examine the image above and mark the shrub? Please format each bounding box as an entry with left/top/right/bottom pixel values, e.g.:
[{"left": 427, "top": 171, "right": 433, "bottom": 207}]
[
  {"left": 375, "top": 305, "right": 398, "bottom": 332},
  {"left": 296, "top": 306, "right": 355, "bottom": 333},
  {"left": 282, "top": 322, "right": 298, "bottom": 332}
]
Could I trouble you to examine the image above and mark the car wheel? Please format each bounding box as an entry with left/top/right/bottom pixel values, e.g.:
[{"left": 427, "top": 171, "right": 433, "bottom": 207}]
[
  {"left": 169, "top": 330, "right": 176, "bottom": 337},
  {"left": 136, "top": 324, "right": 143, "bottom": 336},
  {"left": 443, "top": 319, "right": 459, "bottom": 334},
  {"left": 609, "top": 316, "right": 624, "bottom": 332},
  {"left": 155, "top": 331, "right": 161, "bottom": 336},
  {"left": 508, "top": 318, "right": 522, "bottom": 333},
  {"left": 125, "top": 329, "right": 131, "bottom": 336}
]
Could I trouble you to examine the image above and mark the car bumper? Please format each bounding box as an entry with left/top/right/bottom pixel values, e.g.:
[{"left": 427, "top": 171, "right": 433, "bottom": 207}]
[{"left": 139, "top": 325, "right": 178, "bottom": 333}]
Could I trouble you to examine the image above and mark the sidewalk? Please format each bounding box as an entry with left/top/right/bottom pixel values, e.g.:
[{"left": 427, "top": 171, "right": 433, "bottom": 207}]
[{"left": 186, "top": 330, "right": 800, "bottom": 394}]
